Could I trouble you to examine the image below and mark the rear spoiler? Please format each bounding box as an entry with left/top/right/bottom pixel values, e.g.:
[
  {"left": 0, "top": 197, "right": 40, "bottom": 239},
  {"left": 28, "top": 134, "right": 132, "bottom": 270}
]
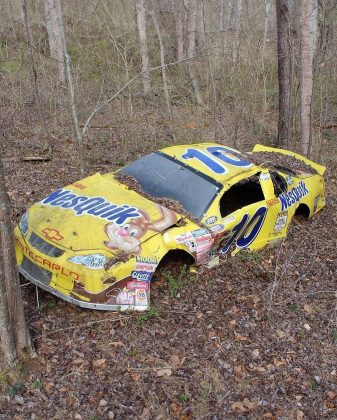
[{"left": 252, "top": 144, "right": 326, "bottom": 176}]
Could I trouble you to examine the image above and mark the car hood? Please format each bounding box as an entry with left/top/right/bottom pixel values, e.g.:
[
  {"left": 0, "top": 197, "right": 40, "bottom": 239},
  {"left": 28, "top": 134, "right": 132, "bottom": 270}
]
[{"left": 26, "top": 173, "right": 180, "bottom": 253}]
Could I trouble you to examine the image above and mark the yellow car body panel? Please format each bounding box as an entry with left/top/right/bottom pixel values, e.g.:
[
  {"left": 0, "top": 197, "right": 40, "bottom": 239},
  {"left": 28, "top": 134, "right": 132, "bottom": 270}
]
[{"left": 15, "top": 143, "right": 326, "bottom": 311}]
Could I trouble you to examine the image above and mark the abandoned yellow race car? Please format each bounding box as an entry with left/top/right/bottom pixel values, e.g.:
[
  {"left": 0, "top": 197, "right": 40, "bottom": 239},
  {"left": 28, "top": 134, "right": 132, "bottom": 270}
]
[{"left": 14, "top": 143, "right": 326, "bottom": 311}]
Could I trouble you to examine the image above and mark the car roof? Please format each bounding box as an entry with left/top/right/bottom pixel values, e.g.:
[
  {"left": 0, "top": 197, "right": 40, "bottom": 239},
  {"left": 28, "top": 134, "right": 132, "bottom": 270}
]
[{"left": 160, "top": 142, "right": 260, "bottom": 185}]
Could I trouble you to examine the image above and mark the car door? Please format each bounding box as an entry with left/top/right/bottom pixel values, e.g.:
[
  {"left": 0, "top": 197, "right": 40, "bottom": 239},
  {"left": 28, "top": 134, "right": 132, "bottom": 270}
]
[{"left": 215, "top": 170, "right": 284, "bottom": 257}]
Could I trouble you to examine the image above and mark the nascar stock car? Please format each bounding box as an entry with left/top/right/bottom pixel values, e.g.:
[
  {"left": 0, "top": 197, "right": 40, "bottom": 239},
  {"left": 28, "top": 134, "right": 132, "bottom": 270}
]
[{"left": 15, "top": 143, "right": 326, "bottom": 311}]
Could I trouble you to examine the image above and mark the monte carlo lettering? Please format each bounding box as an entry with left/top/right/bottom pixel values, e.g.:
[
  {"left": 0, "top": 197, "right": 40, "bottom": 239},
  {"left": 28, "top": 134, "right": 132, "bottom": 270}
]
[
  {"left": 41, "top": 189, "right": 141, "bottom": 225},
  {"left": 279, "top": 182, "right": 309, "bottom": 211}
]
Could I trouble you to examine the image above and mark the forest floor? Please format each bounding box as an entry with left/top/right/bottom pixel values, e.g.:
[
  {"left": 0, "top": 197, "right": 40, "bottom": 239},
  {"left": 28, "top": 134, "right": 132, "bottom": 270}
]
[{"left": 0, "top": 106, "right": 337, "bottom": 419}]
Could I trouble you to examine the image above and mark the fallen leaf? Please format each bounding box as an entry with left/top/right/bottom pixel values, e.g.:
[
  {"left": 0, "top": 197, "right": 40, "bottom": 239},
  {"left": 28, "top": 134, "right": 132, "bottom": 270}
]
[
  {"left": 156, "top": 368, "right": 172, "bottom": 377},
  {"left": 303, "top": 304, "right": 314, "bottom": 314},
  {"left": 234, "top": 331, "right": 248, "bottom": 341},
  {"left": 243, "top": 398, "right": 255, "bottom": 410},
  {"left": 129, "top": 371, "right": 141, "bottom": 382},
  {"left": 327, "top": 391, "right": 337, "bottom": 399},
  {"left": 276, "top": 330, "right": 286, "bottom": 339},
  {"left": 93, "top": 359, "right": 106, "bottom": 368},
  {"left": 230, "top": 401, "right": 247, "bottom": 413},
  {"left": 297, "top": 409, "right": 304, "bottom": 420}
]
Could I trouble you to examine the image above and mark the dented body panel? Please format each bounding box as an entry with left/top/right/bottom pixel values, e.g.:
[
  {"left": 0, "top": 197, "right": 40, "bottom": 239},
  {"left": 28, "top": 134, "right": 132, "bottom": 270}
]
[{"left": 15, "top": 143, "right": 326, "bottom": 311}]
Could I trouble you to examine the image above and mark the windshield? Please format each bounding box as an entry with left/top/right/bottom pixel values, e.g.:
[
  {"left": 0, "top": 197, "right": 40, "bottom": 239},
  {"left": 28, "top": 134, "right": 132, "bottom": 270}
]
[{"left": 119, "top": 152, "right": 221, "bottom": 219}]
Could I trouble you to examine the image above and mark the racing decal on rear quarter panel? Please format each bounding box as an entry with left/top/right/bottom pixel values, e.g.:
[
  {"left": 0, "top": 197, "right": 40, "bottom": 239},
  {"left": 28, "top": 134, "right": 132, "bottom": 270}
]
[{"left": 279, "top": 182, "right": 308, "bottom": 211}]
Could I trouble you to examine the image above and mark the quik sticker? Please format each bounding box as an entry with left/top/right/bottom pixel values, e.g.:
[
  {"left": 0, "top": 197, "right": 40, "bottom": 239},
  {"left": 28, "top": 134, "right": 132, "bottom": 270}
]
[{"left": 135, "top": 257, "right": 157, "bottom": 272}]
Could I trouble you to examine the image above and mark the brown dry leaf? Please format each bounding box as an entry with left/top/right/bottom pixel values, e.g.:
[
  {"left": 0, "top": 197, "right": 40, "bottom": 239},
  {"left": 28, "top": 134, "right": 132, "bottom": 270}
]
[
  {"left": 262, "top": 413, "right": 276, "bottom": 419},
  {"left": 73, "top": 358, "right": 84, "bottom": 365},
  {"left": 273, "top": 358, "right": 285, "bottom": 367},
  {"left": 324, "top": 400, "right": 335, "bottom": 409},
  {"left": 276, "top": 330, "right": 287, "bottom": 339},
  {"left": 230, "top": 401, "right": 247, "bottom": 413},
  {"left": 234, "top": 331, "right": 248, "bottom": 341},
  {"left": 303, "top": 304, "right": 314, "bottom": 314},
  {"left": 93, "top": 358, "right": 106, "bottom": 368},
  {"left": 234, "top": 364, "right": 246, "bottom": 377},
  {"left": 156, "top": 368, "right": 172, "bottom": 377},
  {"left": 170, "top": 402, "right": 182, "bottom": 416},
  {"left": 110, "top": 341, "right": 125, "bottom": 347},
  {"left": 242, "top": 398, "right": 255, "bottom": 410},
  {"left": 296, "top": 409, "right": 304, "bottom": 420},
  {"left": 170, "top": 355, "right": 181, "bottom": 368},
  {"left": 327, "top": 391, "right": 337, "bottom": 399},
  {"left": 129, "top": 371, "right": 141, "bottom": 382}
]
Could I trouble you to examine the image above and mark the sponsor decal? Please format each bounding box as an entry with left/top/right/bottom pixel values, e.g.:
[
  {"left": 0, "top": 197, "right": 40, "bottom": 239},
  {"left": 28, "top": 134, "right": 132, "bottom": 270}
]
[
  {"left": 131, "top": 271, "right": 152, "bottom": 281},
  {"left": 68, "top": 254, "right": 108, "bottom": 269},
  {"left": 279, "top": 182, "right": 309, "bottom": 211},
  {"left": 127, "top": 281, "right": 149, "bottom": 290},
  {"left": 135, "top": 289, "right": 148, "bottom": 306},
  {"left": 266, "top": 197, "right": 279, "bottom": 207},
  {"left": 135, "top": 257, "right": 157, "bottom": 273},
  {"left": 116, "top": 290, "right": 135, "bottom": 305},
  {"left": 176, "top": 232, "right": 196, "bottom": 253},
  {"left": 286, "top": 176, "right": 294, "bottom": 186},
  {"left": 274, "top": 211, "right": 288, "bottom": 232},
  {"left": 15, "top": 236, "right": 80, "bottom": 280},
  {"left": 209, "top": 224, "right": 224, "bottom": 234},
  {"left": 42, "top": 228, "right": 64, "bottom": 241},
  {"left": 205, "top": 215, "right": 218, "bottom": 225},
  {"left": 191, "top": 229, "right": 214, "bottom": 260},
  {"left": 222, "top": 215, "right": 235, "bottom": 224},
  {"left": 41, "top": 189, "right": 142, "bottom": 225},
  {"left": 260, "top": 172, "right": 271, "bottom": 180}
]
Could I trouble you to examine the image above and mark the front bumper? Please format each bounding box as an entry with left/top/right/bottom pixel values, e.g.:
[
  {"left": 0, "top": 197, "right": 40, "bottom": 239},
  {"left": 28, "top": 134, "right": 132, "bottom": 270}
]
[{"left": 15, "top": 227, "right": 150, "bottom": 311}]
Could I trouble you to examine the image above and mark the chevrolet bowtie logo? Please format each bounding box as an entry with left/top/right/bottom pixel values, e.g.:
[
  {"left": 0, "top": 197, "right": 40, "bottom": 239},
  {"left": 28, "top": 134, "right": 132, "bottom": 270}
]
[{"left": 42, "top": 228, "right": 64, "bottom": 241}]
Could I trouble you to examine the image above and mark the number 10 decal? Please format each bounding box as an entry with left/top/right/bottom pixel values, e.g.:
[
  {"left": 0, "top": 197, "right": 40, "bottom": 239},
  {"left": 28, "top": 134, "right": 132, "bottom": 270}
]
[
  {"left": 220, "top": 206, "right": 267, "bottom": 255},
  {"left": 182, "top": 146, "right": 252, "bottom": 174}
]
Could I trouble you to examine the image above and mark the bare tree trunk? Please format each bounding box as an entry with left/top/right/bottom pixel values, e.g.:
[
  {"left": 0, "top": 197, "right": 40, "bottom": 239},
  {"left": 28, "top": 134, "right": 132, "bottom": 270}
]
[
  {"left": 201, "top": 0, "right": 217, "bottom": 139},
  {"left": 174, "top": 0, "right": 184, "bottom": 62},
  {"left": 150, "top": 8, "right": 174, "bottom": 138},
  {"left": 300, "top": 0, "right": 318, "bottom": 157},
  {"left": 187, "top": 0, "right": 203, "bottom": 105},
  {"left": 232, "top": 0, "right": 242, "bottom": 73},
  {"left": 0, "top": 159, "right": 31, "bottom": 358},
  {"left": 262, "top": 0, "right": 270, "bottom": 117},
  {"left": 22, "top": 0, "right": 51, "bottom": 155},
  {"left": 51, "top": 0, "right": 85, "bottom": 176},
  {"left": 0, "top": 250, "right": 17, "bottom": 368},
  {"left": 44, "top": 0, "right": 66, "bottom": 83},
  {"left": 276, "top": 0, "right": 291, "bottom": 148},
  {"left": 220, "top": 0, "right": 232, "bottom": 78},
  {"left": 136, "top": 0, "right": 151, "bottom": 95}
]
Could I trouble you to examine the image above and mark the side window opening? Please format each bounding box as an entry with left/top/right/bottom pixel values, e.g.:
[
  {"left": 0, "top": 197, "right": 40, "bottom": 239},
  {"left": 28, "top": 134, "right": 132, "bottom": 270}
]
[
  {"left": 219, "top": 173, "right": 265, "bottom": 218},
  {"left": 270, "top": 171, "right": 287, "bottom": 196}
]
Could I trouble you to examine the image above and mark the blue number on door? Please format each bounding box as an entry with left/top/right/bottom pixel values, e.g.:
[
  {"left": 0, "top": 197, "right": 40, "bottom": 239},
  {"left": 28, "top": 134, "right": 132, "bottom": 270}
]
[{"left": 220, "top": 206, "right": 267, "bottom": 254}]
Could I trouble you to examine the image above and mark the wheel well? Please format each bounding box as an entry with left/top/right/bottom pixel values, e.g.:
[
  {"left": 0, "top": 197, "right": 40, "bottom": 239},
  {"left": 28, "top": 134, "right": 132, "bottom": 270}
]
[
  {"left": 295, "top": 203, "right": 310, "bottom": 219},
  {"left": 156, "top": 250, "right": 195, "bottom": 272}
]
